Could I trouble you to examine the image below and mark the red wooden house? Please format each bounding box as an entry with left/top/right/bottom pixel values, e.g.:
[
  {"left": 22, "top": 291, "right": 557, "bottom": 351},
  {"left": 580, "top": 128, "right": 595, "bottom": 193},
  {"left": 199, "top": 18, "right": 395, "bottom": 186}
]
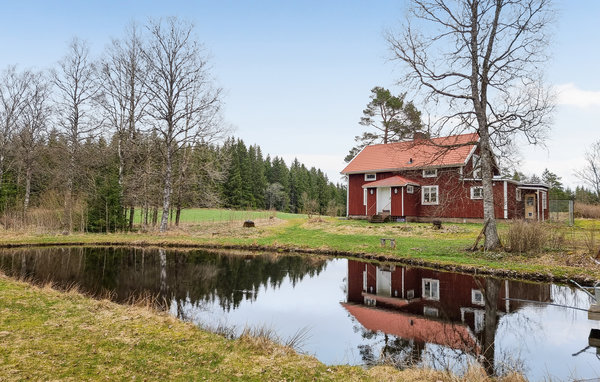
[{"left": 341, "top": 133, "right": 549, "bottom": 222}]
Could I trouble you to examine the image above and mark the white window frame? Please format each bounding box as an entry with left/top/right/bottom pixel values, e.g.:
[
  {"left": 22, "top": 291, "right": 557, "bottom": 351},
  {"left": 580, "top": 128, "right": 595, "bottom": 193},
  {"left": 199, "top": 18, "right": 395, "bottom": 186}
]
[
  {"left": 516, "top": 189, "right": 522, "bottom": 201},
  {"left": 542, "top": 191, "right": 547, "bottom": 210},
  {"left": 406, "top": 185, "right": 414, "bottom": 194},
  {"left": 470, "top": 186, "right": 483, "bottom": 200},
  {"left": 422, "top": 278, "right": 440, "bottom": 301},
  {"left": 422, "top": 168, "right": 437, "bottom": 178},
  {"left": 471, "top": 289, "right": 485, "bottom": 306},
  {"left": 474, "top": 310, "right": 485, "bottom": 333},
  {"left": 421, "top": 185, "right": 439, "bottom": 205},
  {"left": 363, "top": 189, "right": 367, "bottom": 206},
  {"left": 423, "top": 306, "right": 439, "bottom": 317},
  {"left": 364, "top": 173, "right": 376, "bottom": 181}
]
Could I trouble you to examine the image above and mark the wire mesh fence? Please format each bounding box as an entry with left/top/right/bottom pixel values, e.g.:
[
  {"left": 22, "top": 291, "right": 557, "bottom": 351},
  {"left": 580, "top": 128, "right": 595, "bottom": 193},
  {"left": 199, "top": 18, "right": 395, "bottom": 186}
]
[{"left": 548, "top": 199, "right": 574, "bottom": 225}]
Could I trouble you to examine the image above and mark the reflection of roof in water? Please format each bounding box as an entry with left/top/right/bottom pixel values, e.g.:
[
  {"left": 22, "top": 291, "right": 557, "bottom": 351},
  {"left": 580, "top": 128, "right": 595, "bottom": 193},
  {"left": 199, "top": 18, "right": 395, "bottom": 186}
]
[{"left": 341, "top": 302, "right": 480, "bottom": 354}]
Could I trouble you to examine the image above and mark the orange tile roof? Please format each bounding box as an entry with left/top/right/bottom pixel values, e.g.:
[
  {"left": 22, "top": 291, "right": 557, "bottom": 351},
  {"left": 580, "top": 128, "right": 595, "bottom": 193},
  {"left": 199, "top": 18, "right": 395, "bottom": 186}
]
[
  {"left": 341, "top": 302, "right": 480, "bottom": 353},
  {"left": 341, "top": 133, "right": 479, "bottom": 174},
  {"left": 362, "top": 175, "right": 420, "bottom": 188}
]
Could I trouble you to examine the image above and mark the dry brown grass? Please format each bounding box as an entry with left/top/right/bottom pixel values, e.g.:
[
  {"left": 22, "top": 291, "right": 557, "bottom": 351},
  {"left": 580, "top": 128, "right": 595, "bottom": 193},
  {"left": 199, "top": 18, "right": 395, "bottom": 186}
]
[
  {"left": 174, "top": 217, "right": 288, "bottom": 238},
  {"left": 503, "top": 220, "right": 549, "bottom": 254},
  {"left": 303, "top": 220, "right": 472, "bottom": 239},
  {"left": 575, "top": 203, "right": 600, "bottom": 219},
  {"left": 365, "top": 364, "right": 526, "bottom": 382}
]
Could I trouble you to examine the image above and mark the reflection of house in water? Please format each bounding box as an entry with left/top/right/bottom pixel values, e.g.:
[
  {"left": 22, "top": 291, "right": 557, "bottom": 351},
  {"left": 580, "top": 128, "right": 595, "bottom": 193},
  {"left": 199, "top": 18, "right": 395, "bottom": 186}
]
[{"left": 343, "top": 260, "right": 551, "bottom": 356}]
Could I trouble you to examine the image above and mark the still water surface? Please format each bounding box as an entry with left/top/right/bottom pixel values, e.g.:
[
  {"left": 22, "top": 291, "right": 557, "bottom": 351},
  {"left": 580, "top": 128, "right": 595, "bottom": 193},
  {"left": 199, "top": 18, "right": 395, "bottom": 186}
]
[{"left": 1, "top": 247, "right": 599, "bottom": 380}]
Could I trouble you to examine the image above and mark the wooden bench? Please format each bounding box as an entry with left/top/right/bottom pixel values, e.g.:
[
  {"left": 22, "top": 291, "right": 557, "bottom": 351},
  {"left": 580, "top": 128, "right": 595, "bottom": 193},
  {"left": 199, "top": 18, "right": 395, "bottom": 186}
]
[{"left": 380, "top": 238, "right": 396, "bottom": 248}]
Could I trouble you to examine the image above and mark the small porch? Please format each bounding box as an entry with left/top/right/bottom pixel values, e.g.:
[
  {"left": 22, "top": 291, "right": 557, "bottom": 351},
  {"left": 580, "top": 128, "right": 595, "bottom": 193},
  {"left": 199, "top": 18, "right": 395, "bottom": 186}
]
[
  {"left": 363, "top": 175, "right": 420, "bottom": 222},
  {"left": 518, "top": 184, "right": 549, "bottom": 221}
]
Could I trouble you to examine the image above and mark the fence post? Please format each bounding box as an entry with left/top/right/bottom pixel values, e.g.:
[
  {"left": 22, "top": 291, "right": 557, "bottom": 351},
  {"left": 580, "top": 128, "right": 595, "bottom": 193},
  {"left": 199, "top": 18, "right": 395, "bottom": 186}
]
[{"left": 569, "top": 200, "right": 574, "bottom": 226}]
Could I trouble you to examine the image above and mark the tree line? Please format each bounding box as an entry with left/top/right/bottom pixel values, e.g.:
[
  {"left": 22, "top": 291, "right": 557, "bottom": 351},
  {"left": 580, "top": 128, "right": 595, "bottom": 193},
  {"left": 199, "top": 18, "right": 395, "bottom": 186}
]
[
  {"left": 221, "top": 138, "right": 345, "bottom": 215},
  {"left": 0, "top": 18, "right": 345, "bottom": 233}
]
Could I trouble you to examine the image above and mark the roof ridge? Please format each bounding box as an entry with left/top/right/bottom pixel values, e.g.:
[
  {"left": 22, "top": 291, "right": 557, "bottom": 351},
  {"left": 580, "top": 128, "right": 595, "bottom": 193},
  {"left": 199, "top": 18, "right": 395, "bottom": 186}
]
[{"left": 365, "top": 132, "right": 479, "bottom": 149}]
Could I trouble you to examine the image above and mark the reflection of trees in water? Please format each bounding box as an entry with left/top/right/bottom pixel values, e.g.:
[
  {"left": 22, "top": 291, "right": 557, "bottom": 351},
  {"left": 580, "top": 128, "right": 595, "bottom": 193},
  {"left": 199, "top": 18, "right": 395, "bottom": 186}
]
[
  {"left": 352, "top": 320, "right": 424, "bottom": 369},
  {"left": 0, "top": 247, "right": 328, "bottom": 313}
]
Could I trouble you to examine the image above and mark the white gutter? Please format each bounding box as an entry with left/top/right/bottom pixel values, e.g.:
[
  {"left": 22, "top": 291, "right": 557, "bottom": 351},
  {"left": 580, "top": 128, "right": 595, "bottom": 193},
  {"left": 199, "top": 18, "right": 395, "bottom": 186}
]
[
  {"left": 503, "top": 181, "right": 508, "bottom": 219},
  {"left": 346, "top": 175, "right": 349, "bottom": 218},
  {"left": 401, "top": 187, "right": 405, "bottom": 216},
  {"left": 536, "top": 190, "right": 540, "bottom": 221}
]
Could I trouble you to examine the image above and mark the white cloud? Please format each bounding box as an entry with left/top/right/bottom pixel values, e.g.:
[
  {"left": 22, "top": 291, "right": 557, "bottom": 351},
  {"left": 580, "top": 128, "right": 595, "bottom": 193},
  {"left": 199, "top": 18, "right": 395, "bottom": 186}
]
[{"left": 555, "top": 83, "right": 600, "bottom": 108}]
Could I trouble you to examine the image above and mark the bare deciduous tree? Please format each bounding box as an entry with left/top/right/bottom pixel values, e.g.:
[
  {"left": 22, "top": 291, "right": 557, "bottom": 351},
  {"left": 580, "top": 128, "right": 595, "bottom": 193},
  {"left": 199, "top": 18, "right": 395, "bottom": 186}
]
[
  {"left": 143, "top": 17, "right": 222, "bottom": 232},
  {"left": 52, "top": 38, "right": 101, "bottom": 233},
  {"left": 18, "top": 71, "right": 52, "bottom": 213},
  {"left": 387, "top": 0, "right": 554, "bottom": 249},
  {"left": 99, "top": 23, "right": 149, "bottom": 229},
  {"left": 0, "top": 66, "right": 29, "bottom": 191},
  {"left": 575, "top": 140, "right": 600, "bottom": 200}
]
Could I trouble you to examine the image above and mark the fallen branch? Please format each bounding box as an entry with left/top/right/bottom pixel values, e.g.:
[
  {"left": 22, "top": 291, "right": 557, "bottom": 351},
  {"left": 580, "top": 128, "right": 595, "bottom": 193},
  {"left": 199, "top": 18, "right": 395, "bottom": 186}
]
[{"left": 471, "top": 219, "right": 490, "bottom": 251}]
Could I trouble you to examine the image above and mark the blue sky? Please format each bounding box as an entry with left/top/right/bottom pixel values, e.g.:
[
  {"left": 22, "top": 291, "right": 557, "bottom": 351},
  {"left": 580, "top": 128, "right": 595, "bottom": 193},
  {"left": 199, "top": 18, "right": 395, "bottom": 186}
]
[{"left": 1, "top": 0, "right": 598, "bottom": 188}]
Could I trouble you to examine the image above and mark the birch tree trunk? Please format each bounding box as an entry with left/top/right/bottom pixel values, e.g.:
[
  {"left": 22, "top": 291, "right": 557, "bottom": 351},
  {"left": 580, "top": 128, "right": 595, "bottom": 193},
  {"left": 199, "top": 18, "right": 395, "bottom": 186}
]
[{"left": 159, "top": 146, "right": 172, "bottom": 232}]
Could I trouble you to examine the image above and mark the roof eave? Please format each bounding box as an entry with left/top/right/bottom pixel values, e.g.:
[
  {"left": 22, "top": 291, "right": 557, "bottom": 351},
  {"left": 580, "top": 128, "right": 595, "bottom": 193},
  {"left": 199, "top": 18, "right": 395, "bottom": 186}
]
[{"left": 342, "top": 163, "right": 464, "bottom": 175}]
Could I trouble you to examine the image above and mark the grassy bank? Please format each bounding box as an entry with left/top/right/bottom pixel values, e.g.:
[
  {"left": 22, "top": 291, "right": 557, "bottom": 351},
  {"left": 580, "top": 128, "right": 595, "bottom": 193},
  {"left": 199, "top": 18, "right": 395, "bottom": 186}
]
[
  {"left": 0, "top": 275, "right": 524, "bottom": 381},
  {"left": 1, "top": 211, "right": 599, "bottom": 282}
]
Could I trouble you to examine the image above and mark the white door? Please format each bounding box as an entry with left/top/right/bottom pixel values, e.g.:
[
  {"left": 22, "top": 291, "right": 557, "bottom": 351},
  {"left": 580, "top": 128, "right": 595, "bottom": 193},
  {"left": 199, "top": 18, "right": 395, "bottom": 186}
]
[
  {"left": 377, "top": 187, "right": 391, "bottom": 214},
  {"left": 376, "top": 267, "right": 392, "bottom": 296}
]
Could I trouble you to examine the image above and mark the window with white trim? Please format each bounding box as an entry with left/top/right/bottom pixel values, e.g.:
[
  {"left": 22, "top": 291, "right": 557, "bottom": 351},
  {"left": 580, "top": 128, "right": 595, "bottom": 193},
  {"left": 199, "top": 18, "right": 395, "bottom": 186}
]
[
  {"left": 422, "top": 185, "right": 439, "bottom": 205},
  {"left": 363, "top": 189, "right": 367, "bottom": 205},
  {"left": 516, "top": 189, "right": 522, "bottom": 201},
  {"left": 470, "top": 186, "right": 483, "bottom": 200},
  {"left": 422, "top": 278, "right": 440, "bottom": 300},
  {"left": 471, "top": 289, "right": 485, "bottom": 306},
  {"left": 365, "top": 173, "right": 376, "bottom": 181},
  {"left": 423, "top": 168, "right": 437, "bottom": 178},
  {"left": 474, "top": 310, "right": 485, "bottom": 333},
  {"left": 542, "top": 191, "right": 547, "bottom": 210},
  {"left": 423, "top": 306, "right": 439, "bottom": 317},
  {"left": 406, "top": 185, "right": 414, "bottom": 194}
]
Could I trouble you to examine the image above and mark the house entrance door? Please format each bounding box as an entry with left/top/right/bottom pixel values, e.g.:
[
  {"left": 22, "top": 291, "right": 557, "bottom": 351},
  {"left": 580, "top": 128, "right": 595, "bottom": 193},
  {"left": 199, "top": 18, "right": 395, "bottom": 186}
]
[
  {"left": 376, "top": 267, "right": 392, "bottom": 297},
  {"left": 376, "top": 187, "right": 391, "bottom": 214},
  {"left": 525, "top": 193, "right": 536, "bottom": 219}
]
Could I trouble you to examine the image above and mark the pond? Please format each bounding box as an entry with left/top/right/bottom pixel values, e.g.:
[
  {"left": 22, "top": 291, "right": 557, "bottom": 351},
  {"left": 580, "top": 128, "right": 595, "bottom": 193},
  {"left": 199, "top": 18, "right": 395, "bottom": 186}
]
[{"left": 1, "top": 246, "right": 599, "bottom": 380}]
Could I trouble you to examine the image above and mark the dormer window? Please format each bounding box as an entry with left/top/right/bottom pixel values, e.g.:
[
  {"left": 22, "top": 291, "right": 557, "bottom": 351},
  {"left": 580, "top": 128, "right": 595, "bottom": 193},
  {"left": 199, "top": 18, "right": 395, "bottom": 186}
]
[
  {"left": 365, "top": 173, "right": 376, "bottom": 181},
  {"left": 423, "top": 169, "right": 437, "bottom": 178}
]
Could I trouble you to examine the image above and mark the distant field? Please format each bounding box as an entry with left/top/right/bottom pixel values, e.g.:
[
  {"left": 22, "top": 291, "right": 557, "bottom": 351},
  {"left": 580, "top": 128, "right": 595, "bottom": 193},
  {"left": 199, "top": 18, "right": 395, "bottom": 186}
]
[{"left": 134, "top": 208, "right": 307, "bottom": 224}]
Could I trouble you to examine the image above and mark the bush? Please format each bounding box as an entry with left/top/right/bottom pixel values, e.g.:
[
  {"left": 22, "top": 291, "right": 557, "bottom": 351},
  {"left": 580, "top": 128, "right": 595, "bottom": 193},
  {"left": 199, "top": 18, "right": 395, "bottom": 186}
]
[
  {"left": 574, "top": 203, "right": 600, "bottom": 219},
  {"left": 504, "top": 220, "right": 548, "bottom": 254}
]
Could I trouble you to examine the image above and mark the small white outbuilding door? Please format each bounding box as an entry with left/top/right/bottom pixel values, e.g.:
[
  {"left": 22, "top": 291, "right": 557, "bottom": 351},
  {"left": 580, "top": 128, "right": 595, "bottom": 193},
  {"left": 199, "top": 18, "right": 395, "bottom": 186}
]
[{"left": 376, "top": 187, "right": 391, "bottom": 214}]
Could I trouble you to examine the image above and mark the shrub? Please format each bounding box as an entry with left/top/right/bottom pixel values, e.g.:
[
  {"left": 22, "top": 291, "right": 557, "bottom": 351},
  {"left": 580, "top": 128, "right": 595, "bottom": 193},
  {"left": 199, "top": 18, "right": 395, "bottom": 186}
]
[
  {"left": 584, "top": 228, "right": 600, "bottom": 257},
  {"left": 575, "top": 203, "right": 600, "bottom": 219},
  {"left": 503, "top": 220, "right": 548, "bottom": 254}
]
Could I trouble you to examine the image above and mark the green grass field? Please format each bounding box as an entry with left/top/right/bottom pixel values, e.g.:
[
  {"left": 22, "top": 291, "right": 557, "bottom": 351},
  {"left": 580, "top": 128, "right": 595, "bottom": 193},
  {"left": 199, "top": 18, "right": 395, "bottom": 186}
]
[{"left": 134, "top": 207, "right": 307, "bottom": 224}]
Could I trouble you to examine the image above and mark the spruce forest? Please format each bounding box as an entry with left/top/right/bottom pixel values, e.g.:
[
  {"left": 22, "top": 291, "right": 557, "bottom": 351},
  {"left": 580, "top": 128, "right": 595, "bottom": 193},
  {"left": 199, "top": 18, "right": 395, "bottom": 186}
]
[{"left": 0, "top": 18, "right": 346, "bottom": 233}]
